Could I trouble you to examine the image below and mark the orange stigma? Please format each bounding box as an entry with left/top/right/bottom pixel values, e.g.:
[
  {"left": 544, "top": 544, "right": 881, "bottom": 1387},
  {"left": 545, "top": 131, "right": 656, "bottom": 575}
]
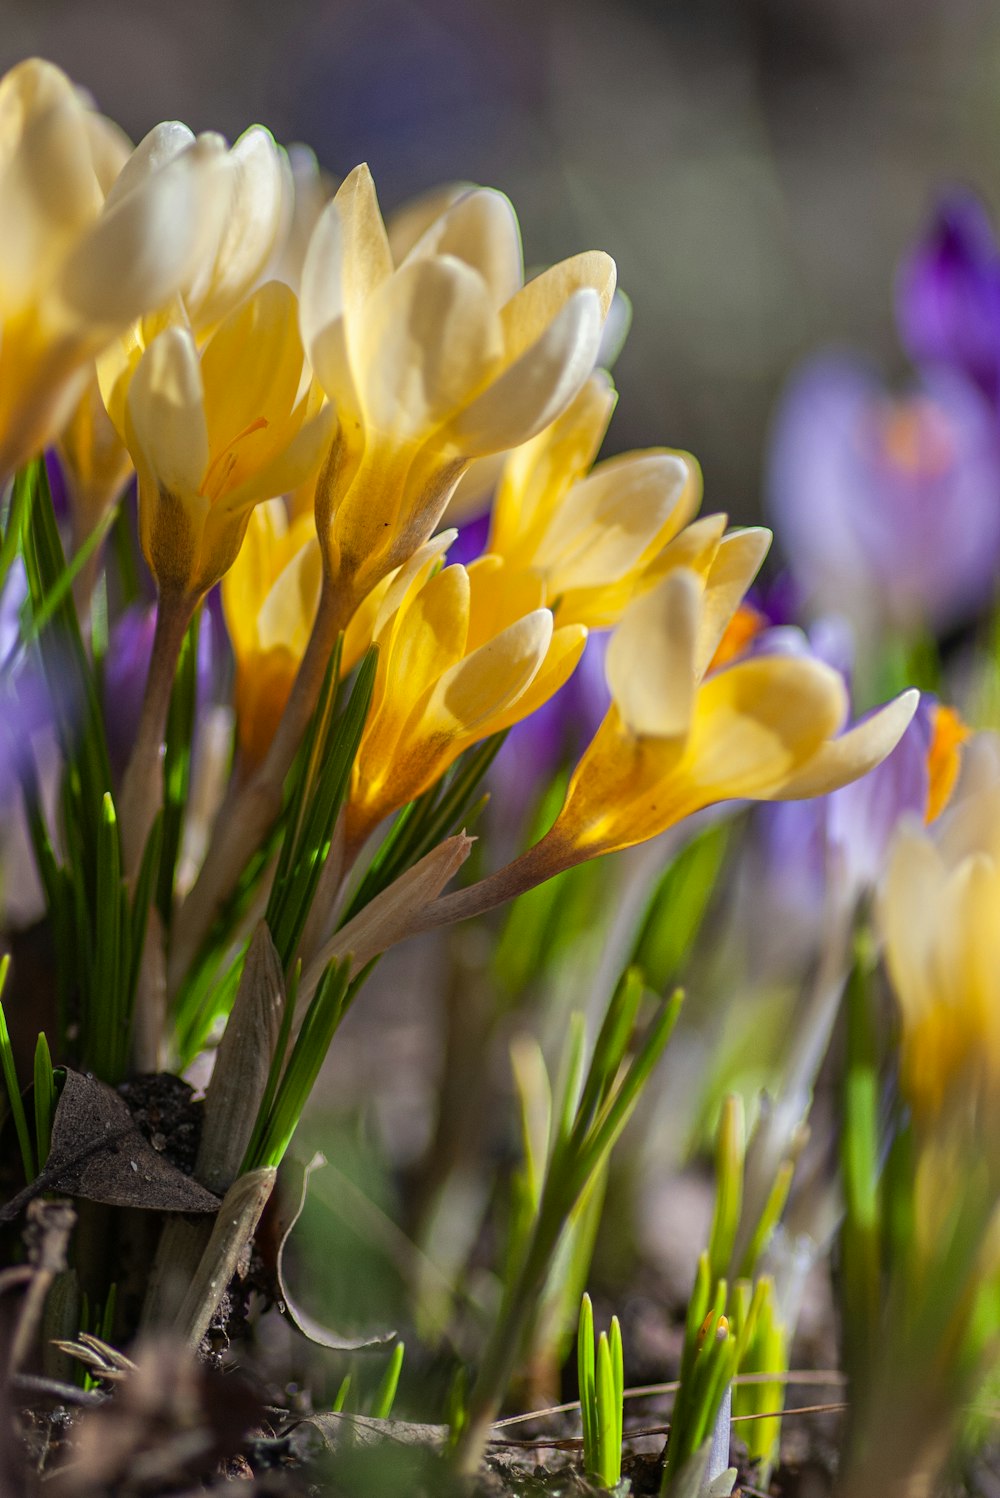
[{"left": 925, "top": 703, "right": 970, "bottom": 823}]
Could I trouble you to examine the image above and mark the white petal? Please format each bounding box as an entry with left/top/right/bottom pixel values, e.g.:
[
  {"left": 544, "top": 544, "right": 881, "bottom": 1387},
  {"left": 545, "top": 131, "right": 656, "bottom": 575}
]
[
  {"left": 356, "top": 255, "right": 502, "bottom": 439},
  {"left": 400, "top": 187, "right": 523, "bottom": 306},
  {"left": 60, "top": 136, "right": 228, "bottom": 329},
  {"left": 125, "top": 325, "right": 208, "bottom": 495},
  {"left": 103, "top": 120, "right": 199, "bottom": 209},
  {"left": 186, "top": 125, "right": 287, "bottom": 327}
]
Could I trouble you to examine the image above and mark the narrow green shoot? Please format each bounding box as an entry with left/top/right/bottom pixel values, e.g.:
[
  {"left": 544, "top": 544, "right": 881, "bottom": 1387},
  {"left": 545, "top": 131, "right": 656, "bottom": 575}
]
[
  {"left": 0, "top": 965, "right": 35, "bottom": 1181},
  {"left": 33, "top": 1032, "right": 55, "bottom": 1166},
  {"left": 332, "top": 1374, "right": 352, "bottom": 1414},
  {"left": 707, "top": 1095, "right": 745, "bottom": 1284},
  {"left": 452, "top": 971, "right": 682, "bottom": 1474},
  {"left": 731, "top": 1277, "right": 787, "bottom": 1487},
  {"left": 578, "top": 1293, "right": 624, "bottom": 1488},
  {"left": 629, "top": 821, "right": 729, "bottom": 990},
  {"left": 371, "top": 1341, "right": 405, "bottom": 1419}
]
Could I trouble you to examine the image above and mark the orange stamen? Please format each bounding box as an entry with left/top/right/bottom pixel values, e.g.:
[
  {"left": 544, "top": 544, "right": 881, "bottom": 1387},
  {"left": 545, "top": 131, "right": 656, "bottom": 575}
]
[
  {"left": 925, "top": 703, "right": 970, "bottom": 823},
  {"left": 709, "top": 602, "right": 768, "bottom": 672}
]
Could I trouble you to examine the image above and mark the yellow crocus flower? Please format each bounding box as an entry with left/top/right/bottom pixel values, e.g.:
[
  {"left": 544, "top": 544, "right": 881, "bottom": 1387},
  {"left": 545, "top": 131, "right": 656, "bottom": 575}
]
[
  {"left": 121, "top": 281, "right": 333, "bottom": 603},
  {"left": 98, "top": 120, "right": 289, "bottom": 433},
  {"left": 299, "top": 163, "right": 616, "bottom": 601},
  {"left": 221, "top": 500, "right": 322, "bottom": 769},
  {"left": 880, "top": 757, "right": 1000, "bottom": 1125},
  {"left": 344, "top": 549, "right": 587, "bottom": 850},
  {"left": 487, "top": 372, "right": 702, "bottom": 628},
  {"left": 0, "top": 58, "right": 226, "bottom": 484},
  {"left": 533, "top": 531, "right": 917, "bottom": 866}
]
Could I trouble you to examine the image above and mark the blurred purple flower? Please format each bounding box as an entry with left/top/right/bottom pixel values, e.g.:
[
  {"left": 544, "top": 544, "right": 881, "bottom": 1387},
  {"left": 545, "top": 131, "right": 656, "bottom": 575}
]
[
  {"left": 0, "top": 564, "right": 57, "bottom": 797},
  {"left": 897, "top": 191, "right": 1000, "bottom": 407},
  {"left": 756, "top": 690, "right": 934, "bottom": 935},
  {"left": 767, "top": 353, "right": 1000, "bottom": 635}
]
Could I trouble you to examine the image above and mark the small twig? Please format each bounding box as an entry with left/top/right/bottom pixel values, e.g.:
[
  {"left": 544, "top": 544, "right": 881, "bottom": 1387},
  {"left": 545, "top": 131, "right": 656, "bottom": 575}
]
[
  {"left": 10, "top": 1372, "right": 104, "bottom": 1408},
  {"left": 490, "top": 1369, "right": 848, "bottom": 1430},
  {"left": 488, "top": 1402, "right": 850, "bottom": 1452}
]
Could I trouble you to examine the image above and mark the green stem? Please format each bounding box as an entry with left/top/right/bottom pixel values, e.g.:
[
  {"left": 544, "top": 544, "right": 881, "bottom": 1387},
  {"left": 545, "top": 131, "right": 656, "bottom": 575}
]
[{"left": 118, "top": 590, "right": 196, "bottom": 881}]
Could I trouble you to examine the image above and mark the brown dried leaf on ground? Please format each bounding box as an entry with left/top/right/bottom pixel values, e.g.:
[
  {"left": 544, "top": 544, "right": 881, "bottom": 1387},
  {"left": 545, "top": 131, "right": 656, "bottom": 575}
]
[{"left": 1, "top": 1071, "right": 219, "bottom": 1219}]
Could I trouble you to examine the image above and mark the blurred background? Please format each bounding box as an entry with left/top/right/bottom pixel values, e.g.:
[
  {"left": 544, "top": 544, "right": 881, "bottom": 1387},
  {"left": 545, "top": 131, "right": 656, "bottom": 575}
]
[{"left": 6, "top": 0, "right": 1000, "bottom": 523}]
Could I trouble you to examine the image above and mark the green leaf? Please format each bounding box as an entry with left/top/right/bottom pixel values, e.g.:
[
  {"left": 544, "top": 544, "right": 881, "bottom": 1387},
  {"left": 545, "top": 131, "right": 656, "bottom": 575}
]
[
  {"left": 630, "top": 822, "right": 729, "bottom": 990},
  {"left": 0, "top": 963, "right": 35, "bottom": 1181},
  {"left": 33, "top": 1032, "right": 55, "bottom": 1166},
  {"left": 371, "top": 1341, "right": 405, "bottom": 1419},
  {"left": 267, "top": 643, "right": 377, "bottom": 970}
]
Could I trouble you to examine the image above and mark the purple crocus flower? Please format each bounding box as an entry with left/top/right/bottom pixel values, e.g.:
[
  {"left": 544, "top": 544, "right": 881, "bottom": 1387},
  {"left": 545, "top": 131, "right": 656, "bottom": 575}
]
[
  {"left": 896, "top": 191, "right": 1000, "bottom": 408},
  {"left": 767, "top": 353, "right": 1000, "bottom": 636}
]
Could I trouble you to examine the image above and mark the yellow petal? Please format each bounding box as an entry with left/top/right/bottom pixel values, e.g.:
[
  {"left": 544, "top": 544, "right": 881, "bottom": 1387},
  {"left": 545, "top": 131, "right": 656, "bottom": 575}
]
[
  {"left": 533, "top": 449, "right": 699, "bottom": 592},
  {"left": 466, "top": 554, "right": 545, "bottom": 651},
  {"left": 256, "top": 534, "right": 322, "bottom": 656},
  {"left": 695, "top": 528, "right": 771, "bottom": 676},
  {"left": 499, "top": 251, "right": 617, "bottom": 358},
  {"left": 489, "top": 370, "right": 616, "bottom": 559},
  {"left": 386, "top": 181, "right": 469, "bottom": 262},
  {"left": 222, "top": 499, "right": 289, "bottom": 658},
  {"left": 400, "top": 187, "right": 523, "bottom": 306},
  {"left": 377, "top": 563, "right": 470, "bottom": 735},
  {"left": 606, "top": 569, "right": 700, "bottom": 739},
  {"left": 446, "top": 288, "right": 604, "bottom": 455},
  {"left": 355, "top": 255, "right": 503, "bottom": 439},
  {"left": 421, "top": 607, "right": 554, "bottom": 737},
  {"left": 483, "top": 622, "right": 587, "bottom": 737},
  {"left": 220, "top": 401, "right": 336, "bottom": 517},
  {"left": 769, "top": 689, "right": 918, "bottom": 800},
  {"left": 300, "top": 162, "right": 392, "bottom": 368},
  {"left": 201, "top": 281, "right": 305, "bottom": 471}
]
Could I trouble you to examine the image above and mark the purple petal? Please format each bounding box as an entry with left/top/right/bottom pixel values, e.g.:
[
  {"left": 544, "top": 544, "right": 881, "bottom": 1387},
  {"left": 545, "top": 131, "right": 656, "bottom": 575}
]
[{"left": 896, "top": 190, "right": 1000, "bottom": 406}]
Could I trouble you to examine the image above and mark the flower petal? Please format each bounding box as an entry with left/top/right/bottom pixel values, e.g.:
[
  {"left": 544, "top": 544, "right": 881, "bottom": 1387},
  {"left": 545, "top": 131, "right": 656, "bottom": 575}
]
[
  {"left": 695, "top": 528, "right": 771, "bottom": 676},
  {"left": 606, "top": 569, "right": 700, "bottom": 739},
  {"left": 422, "top": 607, "right": 554, "bottom": 736},
  {"left": 500, "top": 250, "right": 617, "bottom": 358},
  {"left": 125, "top": 325, "right": 208, "bottom": 497},
  {"left": 185, "top": 125, "right": 287, "bottom": 329},
  {"left": 400, "top": 187, "right": 523, "bottom": 306},
  {"left": 770, "top": 689, "right": 918, "bottom": 800},
  {"left": 61, "top": 133, "right": 228, "bottom": 330},
  {"left": 446, "top": 288, "right": 604, "bottom": 455},
  {"left": 355, "top": 254, "right": 502, "bottom": 439},
  {"left": 534, "top": 449, "right": 699, "bottom": 591}
]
